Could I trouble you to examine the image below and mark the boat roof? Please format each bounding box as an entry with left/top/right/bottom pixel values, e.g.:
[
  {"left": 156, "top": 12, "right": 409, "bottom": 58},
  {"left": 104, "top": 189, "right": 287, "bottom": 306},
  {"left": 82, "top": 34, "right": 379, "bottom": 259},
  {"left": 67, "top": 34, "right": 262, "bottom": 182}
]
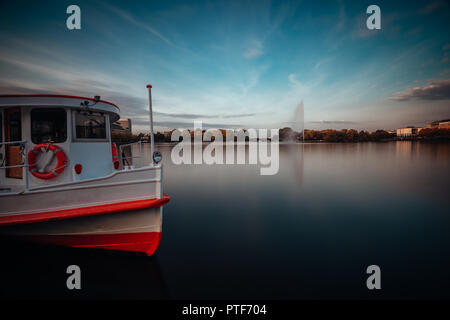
[{"left": 0, "top": 94, "right": 120, "bottom": 122}]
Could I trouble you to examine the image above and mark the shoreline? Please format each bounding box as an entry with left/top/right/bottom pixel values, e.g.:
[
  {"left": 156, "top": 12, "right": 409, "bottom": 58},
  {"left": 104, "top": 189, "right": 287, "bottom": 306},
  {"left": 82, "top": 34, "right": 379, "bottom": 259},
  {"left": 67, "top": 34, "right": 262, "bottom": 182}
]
[{"left": 115, "top": 138, "right": 450, "bottom": 145}]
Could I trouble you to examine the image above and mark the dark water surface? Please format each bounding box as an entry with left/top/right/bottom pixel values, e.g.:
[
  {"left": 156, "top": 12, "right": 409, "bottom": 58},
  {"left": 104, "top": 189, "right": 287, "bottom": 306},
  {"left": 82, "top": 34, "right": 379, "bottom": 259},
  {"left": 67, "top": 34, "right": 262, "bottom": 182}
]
[{"left": 1, "top": 142, "right": 449, "bottom": 299}]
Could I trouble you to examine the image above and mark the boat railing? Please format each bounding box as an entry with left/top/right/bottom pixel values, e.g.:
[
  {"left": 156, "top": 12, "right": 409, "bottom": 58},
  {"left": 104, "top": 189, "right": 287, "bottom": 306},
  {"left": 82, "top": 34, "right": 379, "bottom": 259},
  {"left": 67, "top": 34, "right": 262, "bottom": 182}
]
[
  {"left": 0, "top": 140, "right": 30, "bottom": 191},
  {"left": 119, "top": 140, "right": 144, "bottom": 169}
]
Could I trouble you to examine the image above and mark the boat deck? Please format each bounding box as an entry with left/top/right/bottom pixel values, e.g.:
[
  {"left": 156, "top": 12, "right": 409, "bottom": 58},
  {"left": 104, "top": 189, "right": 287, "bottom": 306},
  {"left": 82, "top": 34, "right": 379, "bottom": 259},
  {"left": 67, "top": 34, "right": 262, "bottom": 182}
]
[{"left": 0, "top": 185, "right": 24, "bottom": 195}]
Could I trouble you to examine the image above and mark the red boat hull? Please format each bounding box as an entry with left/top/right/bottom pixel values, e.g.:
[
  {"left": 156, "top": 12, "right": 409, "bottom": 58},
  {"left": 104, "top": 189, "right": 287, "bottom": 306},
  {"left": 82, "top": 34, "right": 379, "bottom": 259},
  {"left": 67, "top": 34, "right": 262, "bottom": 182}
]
[
  {"left": 0, "top": 195, "right": 170, "bottom": 256},
  {"left": 22, "top": 231, "right": 162, "bottom": 256}
]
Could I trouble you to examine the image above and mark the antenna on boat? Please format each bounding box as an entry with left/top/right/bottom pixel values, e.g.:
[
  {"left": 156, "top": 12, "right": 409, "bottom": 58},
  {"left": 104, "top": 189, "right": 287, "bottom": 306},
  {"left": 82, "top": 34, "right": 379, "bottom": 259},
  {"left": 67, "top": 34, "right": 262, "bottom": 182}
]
[{"left": 147, "top": 84, "right": 155, "bottom": 164}]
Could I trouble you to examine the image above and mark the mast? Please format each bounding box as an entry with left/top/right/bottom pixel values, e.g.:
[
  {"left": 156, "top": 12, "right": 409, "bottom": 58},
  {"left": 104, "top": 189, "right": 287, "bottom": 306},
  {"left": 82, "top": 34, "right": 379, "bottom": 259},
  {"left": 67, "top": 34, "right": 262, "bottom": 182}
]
[{"left": 146, "top": 84, "right": 155, "bottom": 164}]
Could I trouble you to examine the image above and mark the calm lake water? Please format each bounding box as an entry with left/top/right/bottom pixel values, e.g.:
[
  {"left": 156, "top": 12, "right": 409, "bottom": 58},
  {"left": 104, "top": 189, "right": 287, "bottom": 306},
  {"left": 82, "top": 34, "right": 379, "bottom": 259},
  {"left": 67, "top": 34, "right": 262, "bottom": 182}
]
[{"left": 1, "top": 141, "right": 449, "bottom": 299}]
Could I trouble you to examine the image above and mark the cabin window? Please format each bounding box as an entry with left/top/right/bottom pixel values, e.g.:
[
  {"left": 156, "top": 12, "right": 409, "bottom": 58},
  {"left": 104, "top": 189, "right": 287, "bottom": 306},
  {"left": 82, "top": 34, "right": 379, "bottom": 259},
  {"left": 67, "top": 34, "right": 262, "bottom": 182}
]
[
  {"left": 0, "top": 113, "right": 2, "bottom": 162},
  {"left": 31, "top": 109, "right": 67, "bottom": 144},
  {"left": 74, "top": 111, "right": 107, "bottom": 140}
]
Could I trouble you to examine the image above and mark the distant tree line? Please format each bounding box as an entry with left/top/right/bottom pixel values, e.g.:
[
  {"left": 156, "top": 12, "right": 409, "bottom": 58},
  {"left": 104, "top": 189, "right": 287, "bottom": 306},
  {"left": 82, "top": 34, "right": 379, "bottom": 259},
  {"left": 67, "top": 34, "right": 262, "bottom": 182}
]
[
  {"left": 279, "top": 127, "right": 395, "bottom": 142},
  {"left": 114, "top": 127, "right": 450, "bottom": 144},
  {"left": 418, "top": 128, "right": 450, "bottom": 140},
  {"left": 111, "top": 132, "right": 140, "bottom": 144},
  {"left": 302, "top": 129, "right": 395, "bottom": 142}
]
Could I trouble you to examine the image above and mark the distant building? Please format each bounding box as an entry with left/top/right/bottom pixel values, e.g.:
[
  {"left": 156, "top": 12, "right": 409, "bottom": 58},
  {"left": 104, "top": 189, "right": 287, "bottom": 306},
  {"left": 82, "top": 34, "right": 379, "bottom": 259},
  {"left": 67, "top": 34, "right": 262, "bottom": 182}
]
[
  {"left": 438, "top": 120, "right": 450, "bottom": 129},
  {"left": 427, "top": 121, "right": 440, "bottom": 129},
  {"left": 163, "top": 131, "right": 172, "bottom": 140},
  {"left": 112, "top": 118, "right": 132, "bottom": 135},
  {"left": 397, "top": 127, "right": 420, "bottom": 137},
  {"left": 426, "top": 119, "right": 450, "bottom": 129}
]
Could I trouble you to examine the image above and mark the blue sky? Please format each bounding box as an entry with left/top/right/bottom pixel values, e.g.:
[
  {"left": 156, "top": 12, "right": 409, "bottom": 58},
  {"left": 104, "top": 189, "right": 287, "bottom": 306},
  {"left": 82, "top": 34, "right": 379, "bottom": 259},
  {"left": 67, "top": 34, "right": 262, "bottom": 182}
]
[{"left": 0, "top": 0, "right": 449, "bottom": 132}]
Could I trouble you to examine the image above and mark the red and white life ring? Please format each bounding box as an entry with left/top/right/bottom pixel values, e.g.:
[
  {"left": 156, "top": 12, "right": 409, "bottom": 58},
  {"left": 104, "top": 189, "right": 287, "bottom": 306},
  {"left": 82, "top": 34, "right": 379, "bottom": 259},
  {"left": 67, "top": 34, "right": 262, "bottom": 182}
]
[
  {"left": 112, "top": 143, "right": 120, "bottom": 169},
  {"left": 28, "top": 143, "right": 67, "bottom": 180}
]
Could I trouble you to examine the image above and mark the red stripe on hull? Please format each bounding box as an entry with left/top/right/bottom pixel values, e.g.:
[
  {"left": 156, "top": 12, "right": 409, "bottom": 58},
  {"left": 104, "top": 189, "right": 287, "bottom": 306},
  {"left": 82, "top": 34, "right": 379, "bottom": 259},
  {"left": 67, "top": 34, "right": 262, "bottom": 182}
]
[
  {"left": 23, "top": 232, "right": 162, "bottom": 256},
  {"left": 0, "top": 194, "right": 170, "bottom": 226}
]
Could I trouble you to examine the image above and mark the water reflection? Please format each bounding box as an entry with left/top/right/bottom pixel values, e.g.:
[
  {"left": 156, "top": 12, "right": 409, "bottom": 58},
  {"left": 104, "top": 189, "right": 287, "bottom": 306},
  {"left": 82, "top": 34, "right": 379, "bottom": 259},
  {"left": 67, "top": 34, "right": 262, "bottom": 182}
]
[
  {"left": 0, "top": 236, "right": 169, "bottom": 299},
  {"left": 156, "top": 141, "right": 450, "bottom": 299},
  {"left": 280, "top": 143, "right": 304, "bottom": 186}
]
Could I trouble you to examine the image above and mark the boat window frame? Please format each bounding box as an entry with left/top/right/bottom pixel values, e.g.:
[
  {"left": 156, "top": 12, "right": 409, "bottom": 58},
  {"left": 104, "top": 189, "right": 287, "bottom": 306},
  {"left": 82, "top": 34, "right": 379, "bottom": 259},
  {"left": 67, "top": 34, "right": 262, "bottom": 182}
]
[
  {"left": 30, "top": 107, "right": 68, "bottom": 144},
  {"left": 72, "top": 110, "right": 110, "bottom": 143},
  {"left": 0, "top": 110, "right": 3, "bottom": 144},
  {"left": 0, "top": 110, "right": 3, "bottom": 162}
]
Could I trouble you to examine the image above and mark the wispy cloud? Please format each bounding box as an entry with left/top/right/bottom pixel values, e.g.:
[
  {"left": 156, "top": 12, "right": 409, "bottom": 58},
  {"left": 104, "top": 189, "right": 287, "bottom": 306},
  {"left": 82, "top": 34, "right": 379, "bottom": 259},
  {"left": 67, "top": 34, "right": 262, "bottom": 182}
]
[
  {"left": 442, "top": 44, "right": 450, "bottom": 63},
  {"left": 288, "top": 74, "right": 311, "bottom": 96},
  {"left": 144, "top": 120, "right": 247, "bottom": 130},
  {"left": 352, "top": 13, "right": 380, "bottom": 39},
  {"left": 419, "top": 1, "right": 447, "bottom": 15},
  {"left": 0, "top": 51, "right": 137, "bottom": 98},
  {"left": 243, "top": 47, "right": 263, "bottom": 59},
  {"left": 313, "top": 57, "right": 333, "bottom": 71},
  {"left": 237, "top": 64, "right": 269, "bottom": 97},
  {"left": 154, "top": 111, "right": 258, "bottom": 119},
  {"left": 105, "top": 4, "right": 181, "bottom": 50},
  {"left": 390, "top": 79, "right": 450, "bottom": 101},
  {"left": 243, "top": 40, "right": 264, "bottom": 59},
  {"left": 308, "top": 120, "right": 360, "bottom": 125},
  {"left": 0, "top": 54, "right": 78, "bottom": 81}
]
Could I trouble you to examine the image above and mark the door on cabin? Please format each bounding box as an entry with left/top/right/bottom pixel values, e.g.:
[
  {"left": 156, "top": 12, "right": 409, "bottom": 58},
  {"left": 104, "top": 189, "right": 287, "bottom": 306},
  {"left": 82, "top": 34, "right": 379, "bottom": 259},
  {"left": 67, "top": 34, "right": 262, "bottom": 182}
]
[{"left": 4, "top": 108, "right": 23, "bottom": 179}]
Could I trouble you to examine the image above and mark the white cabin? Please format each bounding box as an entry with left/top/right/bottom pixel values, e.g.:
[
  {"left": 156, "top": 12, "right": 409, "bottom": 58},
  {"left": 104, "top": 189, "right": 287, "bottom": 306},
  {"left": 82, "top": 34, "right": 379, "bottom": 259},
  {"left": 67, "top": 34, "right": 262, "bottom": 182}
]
[{"left": 0, "top": 94, "right": 121, "bottom": 191}]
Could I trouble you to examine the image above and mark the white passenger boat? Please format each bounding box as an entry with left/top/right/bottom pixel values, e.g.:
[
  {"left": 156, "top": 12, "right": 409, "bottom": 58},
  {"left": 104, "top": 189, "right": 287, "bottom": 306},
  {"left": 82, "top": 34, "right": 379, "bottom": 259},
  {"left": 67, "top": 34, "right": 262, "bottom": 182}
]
[{"left": 0, "top": 85, "right": 170, "bottom": 256}]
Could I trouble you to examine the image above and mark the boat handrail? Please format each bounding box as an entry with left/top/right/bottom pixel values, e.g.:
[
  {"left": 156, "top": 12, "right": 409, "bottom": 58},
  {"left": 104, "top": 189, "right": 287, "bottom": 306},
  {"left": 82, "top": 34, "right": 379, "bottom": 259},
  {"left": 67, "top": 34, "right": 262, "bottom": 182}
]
[
  {"left": 0, "top": 140, "right": 28, "bottom": 146},
  {"left": 118, "top": 140, "right": 144, "bottom": 168},
  {"left": 0, "top": 140, "right": 30, "bottom": 191}
]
